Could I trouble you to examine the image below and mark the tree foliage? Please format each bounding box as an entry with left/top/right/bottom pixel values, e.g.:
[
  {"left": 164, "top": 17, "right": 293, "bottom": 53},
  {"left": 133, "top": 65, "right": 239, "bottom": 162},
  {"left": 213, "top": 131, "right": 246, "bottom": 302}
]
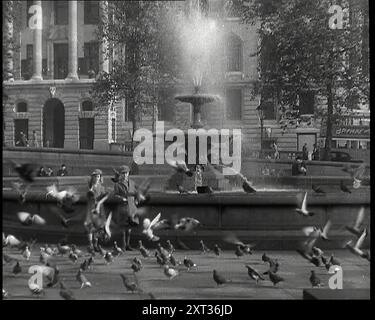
[
  {"left": 90, "top": 1, "right": 183, "bottom": 138},
  {"left": 239, "top": 0, "right": 369, "bottom": 158}
]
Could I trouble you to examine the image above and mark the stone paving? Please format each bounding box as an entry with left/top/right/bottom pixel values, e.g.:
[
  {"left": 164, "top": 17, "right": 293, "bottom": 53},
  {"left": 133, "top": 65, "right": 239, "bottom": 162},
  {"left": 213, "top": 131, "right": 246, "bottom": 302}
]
[{"left": 2, "top": 245, "right": 370, "bottom": 300}]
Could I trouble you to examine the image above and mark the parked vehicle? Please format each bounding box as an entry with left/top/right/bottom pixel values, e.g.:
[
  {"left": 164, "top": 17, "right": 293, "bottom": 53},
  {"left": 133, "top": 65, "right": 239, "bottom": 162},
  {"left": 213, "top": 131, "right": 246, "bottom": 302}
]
[{"left": 329, "top": 151, "right": 363, "bottom": 163}]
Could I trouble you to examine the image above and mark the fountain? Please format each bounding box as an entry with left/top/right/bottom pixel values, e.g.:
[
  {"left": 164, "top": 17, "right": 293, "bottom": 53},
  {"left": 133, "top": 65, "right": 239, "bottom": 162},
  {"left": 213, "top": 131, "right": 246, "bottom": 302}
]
[{"left": 175, "top": 86, "right": 220, "bottom": 129}]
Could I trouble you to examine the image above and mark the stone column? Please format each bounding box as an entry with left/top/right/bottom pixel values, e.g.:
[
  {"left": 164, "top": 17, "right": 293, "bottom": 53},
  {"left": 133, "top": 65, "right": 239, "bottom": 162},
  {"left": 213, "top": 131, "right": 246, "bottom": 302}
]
[
  {"left": 67, "top": 0, "right": 78, "bottom": 80},
  {"left": 3, "top": 1, "right": 14, "bottom": 81},
  {"left": 99, "top": 1, "right": 109, "bottom": 73},
  {"left": 31, "top": 0, "right": 43, "bottom": 80}
]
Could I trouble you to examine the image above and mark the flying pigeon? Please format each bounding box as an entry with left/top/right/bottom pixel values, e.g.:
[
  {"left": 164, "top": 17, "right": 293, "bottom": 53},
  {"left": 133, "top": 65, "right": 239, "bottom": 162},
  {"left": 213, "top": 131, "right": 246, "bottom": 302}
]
[
  {"left": 302, "top": 220, "right": 332, "bottom": 240},
  {"left": 46, "top": 184, "right": 80, "bottom": 213},
  {"left": 11, "top": 161, "right": 37, "bottom": 183},
  {"left": 142, "top": 212, "right": 161, "bottom": 241},
  {"left": 3, "top": 234, "right": 21, "bottom": 248},
  {"left": 11, "top": 181, "right": 29, "bottom": 203},
  {"left": 17, "top": 212, "right": 46, "bottom": 226},
  {"left": 223, "top": 232, "right": 255, "bottom": 254},
  {"left": 175, "top": 217, "right": 201, "bottom": 232},
  {"left": 345, "top": 228, "right": 370, "bottom": 261},
  {"left": 346, "top": 207, "right": 366, "bottom": 237},
  {"left": 296, "top": 192, "right": 314, "bottom": 216},
  {"left": 166, "top": 159, "right": 193, "bottom": 177},
  {"left": 342, "top": 163, "right": 366, "bottom": 188},
  {"left": 296, "top": 238, "right": 321, "bottom": 267}
]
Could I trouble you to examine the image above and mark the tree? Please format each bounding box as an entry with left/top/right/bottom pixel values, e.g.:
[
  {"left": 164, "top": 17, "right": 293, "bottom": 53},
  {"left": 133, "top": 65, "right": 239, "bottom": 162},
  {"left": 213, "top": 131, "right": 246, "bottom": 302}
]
[
  {"left": 90, "top": 1, "right": 183, "bottom": 146},
  {"left": 239, "top": 0, "right": 369, "bottom": 160}
]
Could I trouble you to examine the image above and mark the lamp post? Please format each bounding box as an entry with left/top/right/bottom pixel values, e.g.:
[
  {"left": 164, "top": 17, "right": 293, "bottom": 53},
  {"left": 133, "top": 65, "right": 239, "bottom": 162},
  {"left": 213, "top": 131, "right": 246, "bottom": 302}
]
[{"left": 256, "top": 104, "right": 265, "bottom": 159}]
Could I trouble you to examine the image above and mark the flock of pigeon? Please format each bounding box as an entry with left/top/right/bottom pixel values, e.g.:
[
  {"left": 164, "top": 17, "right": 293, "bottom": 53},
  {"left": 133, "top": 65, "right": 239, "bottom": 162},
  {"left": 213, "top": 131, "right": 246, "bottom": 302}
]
[{"left": 3, "top": 160, "right": 370, "bottom": 299}]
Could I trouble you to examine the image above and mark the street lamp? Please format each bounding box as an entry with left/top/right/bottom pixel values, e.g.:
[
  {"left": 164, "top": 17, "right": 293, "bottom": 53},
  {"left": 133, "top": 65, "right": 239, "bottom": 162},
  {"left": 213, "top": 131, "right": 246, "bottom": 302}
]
[{"left": 256, "top": 104, "right": 265, "bottom": 159}]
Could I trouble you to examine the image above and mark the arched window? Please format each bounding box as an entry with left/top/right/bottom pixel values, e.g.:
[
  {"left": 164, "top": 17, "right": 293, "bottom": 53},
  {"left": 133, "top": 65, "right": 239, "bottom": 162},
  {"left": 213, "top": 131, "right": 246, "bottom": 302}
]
[
  {"left": 82, "top": 100, "right": 94, "bottom": 111},
  {"left": 226, "top": 33, "right": 242, "bottom": 72},
  {"left": 16, "top": 102, "right": 27, "bottom": 113}
]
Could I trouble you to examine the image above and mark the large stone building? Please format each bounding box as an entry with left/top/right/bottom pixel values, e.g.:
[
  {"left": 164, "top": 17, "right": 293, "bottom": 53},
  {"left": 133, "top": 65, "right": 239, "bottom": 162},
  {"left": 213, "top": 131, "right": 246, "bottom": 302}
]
[{"left": 3, "top": 0, "right": 353, "bottom": 157}]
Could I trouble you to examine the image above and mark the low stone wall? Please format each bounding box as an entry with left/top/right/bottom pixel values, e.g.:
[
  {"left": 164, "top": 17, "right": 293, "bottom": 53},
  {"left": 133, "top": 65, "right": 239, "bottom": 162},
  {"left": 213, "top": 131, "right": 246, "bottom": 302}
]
[{"left": 3, "top": 189, "right": 370, "bottom": 250}]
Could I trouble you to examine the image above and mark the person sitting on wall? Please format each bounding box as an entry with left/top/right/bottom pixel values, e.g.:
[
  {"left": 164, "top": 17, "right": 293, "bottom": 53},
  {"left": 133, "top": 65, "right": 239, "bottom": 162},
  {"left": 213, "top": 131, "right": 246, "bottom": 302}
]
[
  {"left": 312, "top": 144, "right": 320, "bottom": 161},
  {"left": 57, "top": 164, "right": 68, "bottom": 176},
  {"left": 302, "top": 143, "right": 309, "bottom": 160},
  {"left": 37, "top": 166, "right": 47, "bottom": 177},
  {"left": 46, "top": 167, "right": 54, "bottom": 177},
  {"left": 16, "top": 131, "right": 29, "bottom": 147},
  {"left": 292, "top": 156, "right": 307, "bottom": 176}
]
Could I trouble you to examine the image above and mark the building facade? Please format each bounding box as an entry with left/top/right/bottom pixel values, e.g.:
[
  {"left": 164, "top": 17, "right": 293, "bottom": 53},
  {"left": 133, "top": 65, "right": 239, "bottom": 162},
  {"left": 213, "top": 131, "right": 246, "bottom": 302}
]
[{"left": 4, "top": 0, "right": 360, "bottom": 156}]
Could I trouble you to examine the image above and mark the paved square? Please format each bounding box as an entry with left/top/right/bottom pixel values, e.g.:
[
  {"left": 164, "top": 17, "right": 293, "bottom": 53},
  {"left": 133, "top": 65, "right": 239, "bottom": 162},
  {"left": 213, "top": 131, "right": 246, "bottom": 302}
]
[{"left": 2, "top": 246, "right": 370, "bottom": 300}]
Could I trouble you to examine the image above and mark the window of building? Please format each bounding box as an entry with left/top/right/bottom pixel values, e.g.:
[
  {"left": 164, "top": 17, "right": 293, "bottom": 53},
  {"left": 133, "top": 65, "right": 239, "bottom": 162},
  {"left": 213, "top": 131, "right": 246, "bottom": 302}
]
[
  {"left": 299, "top": 91, "right": 315, "bottom": 115},
  {"left": 226, "top": 34, "right": 242, "bottom": 72},
  {"left": 157, "top": 88, "right": 175, "bottom": 122},
  {"left": 261, "top": 86, "right": 276, "bottom": 120},
  {"left": 336, "top": 140, "right": 348, "bottom": 149},
  {"left": 80, "top": 42, "right": 99, "bottom": 76},
  {"left": 111, "top": 118, "right": 116, "bottom": 142},
  {"left": 55, "top": 1, "right": 68, "bottom": 25},
  {"left": 16, "top": 102, "right": 28, "bottom": 113},
  {"left": 21, "top": 44, "right": 33, "bottom": 80},
  {"left": 54, "top": 43, "right": 68, "bottom": 79},
  {"left": 124, "top": 99, "right": 134, "bottom": 122},
  {"left": 82, "top": 100, "right": 94, "bottom": 112},
  {"left": 108, "top": 117, "right": 116, "bottom": 143},
  {"left": 260, "top": 34, "right": 277, "bottom": 78},
  {"left": 14, "top": 119, "right": 29, "bottom": 147},
  {"left": 42, "top": 59, "right": 48, "bottom": 76},
  {"left": 225, "top": 88, "right": 242, "bottom": 120},
  {"left": 84, "top": 1, "right": 99, "bottom": 25},
  {"left": 79, "top": 118, "right": 94, "bottom": 149}
]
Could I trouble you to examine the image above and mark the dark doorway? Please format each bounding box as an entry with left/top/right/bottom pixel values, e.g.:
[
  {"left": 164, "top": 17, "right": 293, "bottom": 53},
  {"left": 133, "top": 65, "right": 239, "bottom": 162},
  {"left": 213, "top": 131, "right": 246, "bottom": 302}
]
[
  {"left": 43, "top": 98, "right": 65, "bottom": 148},
  {"left": 14, "top": 119, "right": 29, "bottom": 146},
  {"left": 79, "top": 118, "right": 94, "bottom": 149},
  {"left": 54, "top": 43, "right": 68, "bottom": 79}
]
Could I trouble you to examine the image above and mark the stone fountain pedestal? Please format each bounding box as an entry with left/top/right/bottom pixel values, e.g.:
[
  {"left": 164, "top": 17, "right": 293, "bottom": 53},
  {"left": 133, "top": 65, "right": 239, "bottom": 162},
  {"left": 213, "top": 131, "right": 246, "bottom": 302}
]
[{"left": 168, "top": 89, "right": 232, "bottom": 191}]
